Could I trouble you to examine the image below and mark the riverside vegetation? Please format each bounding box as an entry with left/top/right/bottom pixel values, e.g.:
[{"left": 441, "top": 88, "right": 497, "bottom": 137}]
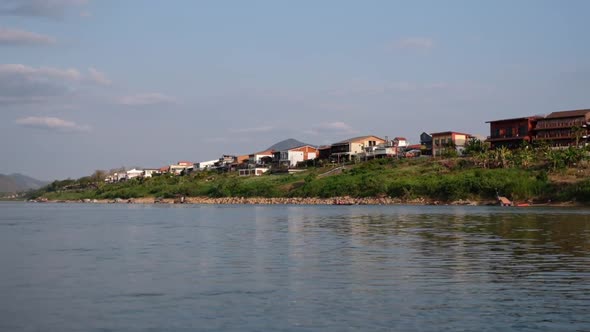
[{"left": 29, "top": 140, "right": 590, "bottom": 205}]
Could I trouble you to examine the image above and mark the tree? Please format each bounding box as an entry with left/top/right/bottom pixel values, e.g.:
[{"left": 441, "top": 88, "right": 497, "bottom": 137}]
[
  {"left": 463, "top": 138, "right": 488, "bottom": 156},
  {"left": 442, "top": 141, "right": 458, "bottom": 158},
  {"left": 513, "top": 142, "right": 534, "bottom": 169},
  {"left": 496, "top": 146, "right": 512, "bottom": 168},
  {"left": 90, "top": 170, "right": 106, "bottom": 184},
  {"left": 571, "top": 125, "right": 585, "bottom": 148},
  {"left": 545, "top": 149, "right": 564, "bottom": 171},
  {"left": 474, "top": 151, "right": 490, "bottom": 168}
]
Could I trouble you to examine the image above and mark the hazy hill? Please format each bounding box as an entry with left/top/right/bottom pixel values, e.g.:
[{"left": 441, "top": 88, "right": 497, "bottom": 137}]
[
  {"left": 0, "top": 173, "right": 48, "bottom": 193},
  {"left": 267, "top": 138, "right": 315, "bottom": 151}
]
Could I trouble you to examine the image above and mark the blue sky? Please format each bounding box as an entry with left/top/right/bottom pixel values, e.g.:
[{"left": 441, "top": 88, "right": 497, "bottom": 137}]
[{"left": 1, "top": 0, "right": 589, "bottom": 180}]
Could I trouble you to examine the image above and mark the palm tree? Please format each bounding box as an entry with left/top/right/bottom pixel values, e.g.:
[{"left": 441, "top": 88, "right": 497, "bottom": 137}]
[
  {"left": 497, "top": 146, "right": 512, "bottom": 168},
  {"left": 515, "top": 143, "right": 534, "bottom": 169}
]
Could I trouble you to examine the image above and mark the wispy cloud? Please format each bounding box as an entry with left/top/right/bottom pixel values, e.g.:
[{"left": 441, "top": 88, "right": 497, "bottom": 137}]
[
  {"left": 0, "top": 27, "right": 56, "bottom": 46},
  {"left": 118, "top": 93, "right": 177, "bottom": 106},
  {"left": 0, "top": 0, "right": 88, "bottom": 18},
  {"left": 0, "top": 64, "right": 112, "bottom": 105},
  {"left": 0, "top": 63, "right": 82, "bottom": 80},
  {"left": 305, "top": 121, "right": 359, "bottom": 136},
  {"left": 88, "top": 67, "right": 111, "bottom": 85},
  {"left": 392, "top": 37, "right": 434, "bottom": 51},
  {"left": 15, "top": 116, "right": 90, "bottom": 132}
]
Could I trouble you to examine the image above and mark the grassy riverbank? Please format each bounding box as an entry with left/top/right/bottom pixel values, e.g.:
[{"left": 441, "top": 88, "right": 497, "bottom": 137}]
[{"left": 30, "top": 157, "right": 590, "bottom": 204}]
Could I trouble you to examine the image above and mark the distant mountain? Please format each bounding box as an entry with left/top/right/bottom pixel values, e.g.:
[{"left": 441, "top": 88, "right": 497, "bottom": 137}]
[
  {"left": 0, "top": 173, "right": 48, "bottom": 193},
  {"left": 266, "top": 138, "right": 315, "bottom": 151}
]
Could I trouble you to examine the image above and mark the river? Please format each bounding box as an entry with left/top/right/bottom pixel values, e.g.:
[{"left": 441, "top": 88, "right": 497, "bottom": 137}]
[{"left": 0, "top": 203, "right": 589, "bottom": 331}]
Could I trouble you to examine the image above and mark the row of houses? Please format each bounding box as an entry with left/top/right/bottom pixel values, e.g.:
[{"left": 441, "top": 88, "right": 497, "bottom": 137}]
[{"left": 105, "top": 108, "right": 590, "bottom": 181}]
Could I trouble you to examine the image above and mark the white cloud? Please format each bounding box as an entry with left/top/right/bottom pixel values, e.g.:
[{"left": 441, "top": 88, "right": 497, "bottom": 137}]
[
  {"left": 306, "top": 121, "right": 359, "bottom": 136},
  {"left": 0, "top": 27, "right": 56, "bottom": 45},
  {"left": 15, "top": 116, "right": 90, "bottom": 132},
  {"left": 393, "top": 37, "right": 434, "bottom": 51},
  {"left": 0, "top": 64, "right": 111, "bottom": 105},
  {"left": 0, "top": 0, "right": 88, "bottom": 18},
  {"left": 88, "top": 67, "right": 111, "bottom": 85},
  {"left": 118, "top": 93, "right": 177, "bottom": 106},
  {"left": 0, "top": 63, "right": 81, "bottom": 81}
]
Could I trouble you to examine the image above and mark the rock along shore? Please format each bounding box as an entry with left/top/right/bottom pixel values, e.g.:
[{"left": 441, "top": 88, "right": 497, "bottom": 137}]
[{"left": 39, "top": 196, "right": 495, "bottom": 206}]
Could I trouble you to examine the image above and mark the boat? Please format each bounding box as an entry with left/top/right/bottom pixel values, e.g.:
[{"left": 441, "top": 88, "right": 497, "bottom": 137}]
[{"left": 496, "top": 189, "right": 513, "bottom": 206}]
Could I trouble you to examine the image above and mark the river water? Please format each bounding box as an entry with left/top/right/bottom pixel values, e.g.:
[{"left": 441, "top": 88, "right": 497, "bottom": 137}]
[{"left": 0, "top": 203, "right": 589, "bottom": 331}]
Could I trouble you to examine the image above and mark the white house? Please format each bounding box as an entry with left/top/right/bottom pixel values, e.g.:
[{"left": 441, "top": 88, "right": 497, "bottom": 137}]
[
  {"left": 169, "top": 161, "right": 194, "bottom": 175},
  {"left": 110, "top": 172, "right": 127, "bottom": 182},
  {"left": 277, "top": 145, "right": 319, "bottom": 167},
  {"left": 195, "top": 159, "right": 218, "bottom": 170},
  {"left": 393, "top": 137, "right": 409, "bottom": 149},
  {"left": 142, "top": 169, "right": 159, "bottom": 178},
  {"left": 126, "top": 168, "right": 143, "bottom": 179},
  {"left": 249, "top": 149, "right": 274, "bottom": 165},
  {"left": 279, "top": 150, "right": 304, "bottom": 167}
]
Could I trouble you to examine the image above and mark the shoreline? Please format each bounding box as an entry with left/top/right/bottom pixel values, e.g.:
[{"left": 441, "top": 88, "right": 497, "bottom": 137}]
[{"left": 29, "top": 196, "right": 581, "bottom": 207}]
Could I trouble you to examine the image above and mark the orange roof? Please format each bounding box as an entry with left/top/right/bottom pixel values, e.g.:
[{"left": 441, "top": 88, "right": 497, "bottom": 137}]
[{"left": 237, "top": 155, "right": 249, "bottom": 163}]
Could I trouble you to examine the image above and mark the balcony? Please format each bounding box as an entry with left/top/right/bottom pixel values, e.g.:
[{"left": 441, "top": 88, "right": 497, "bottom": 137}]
[
  {"left": 487, "top": 135, "right": 529, "bottom": 142},
  {"left": 535, "top": 121, "right": 588, "bottom": 130}
]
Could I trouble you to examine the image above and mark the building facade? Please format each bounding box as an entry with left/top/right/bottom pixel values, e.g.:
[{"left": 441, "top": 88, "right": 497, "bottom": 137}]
[
  {"left": 534, "top": 109, "right": 590, "bottom": 147},
  {"left": 328, "top": 135, "right": 386, "bottom": 161},
  {"left": 420, "top": 132, "right": 433, "bottom": 155},
  {"left": 431, "top": 131, "right": 472, "bottom": 156},
  {"left": 486, "top": 116, "right": 540, "bottom": 149},
  {"left": 275, "top": 145, "right": 318, "bottom": 167}
]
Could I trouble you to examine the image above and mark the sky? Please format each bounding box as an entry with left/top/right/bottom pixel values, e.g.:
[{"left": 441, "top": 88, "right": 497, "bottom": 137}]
[{"left": 1, "top": 0, "right": 589, "bottom": 180}]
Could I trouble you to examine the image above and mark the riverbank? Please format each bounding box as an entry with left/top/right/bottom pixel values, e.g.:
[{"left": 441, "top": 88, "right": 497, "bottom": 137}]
[
  {"left": 29, "top": 195, "right": 581, "bottom": 207},
  {"left": 29, "top": 158, "right": 590, "bottom": 206}
]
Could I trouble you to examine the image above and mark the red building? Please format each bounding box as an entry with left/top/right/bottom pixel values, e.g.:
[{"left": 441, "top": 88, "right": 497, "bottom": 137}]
[
  {"left": 486, "top": 116, "right": 540, "bottom": 149},
  {"left": 534, "top": 109, "right": 590, "bottom": 147}
]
